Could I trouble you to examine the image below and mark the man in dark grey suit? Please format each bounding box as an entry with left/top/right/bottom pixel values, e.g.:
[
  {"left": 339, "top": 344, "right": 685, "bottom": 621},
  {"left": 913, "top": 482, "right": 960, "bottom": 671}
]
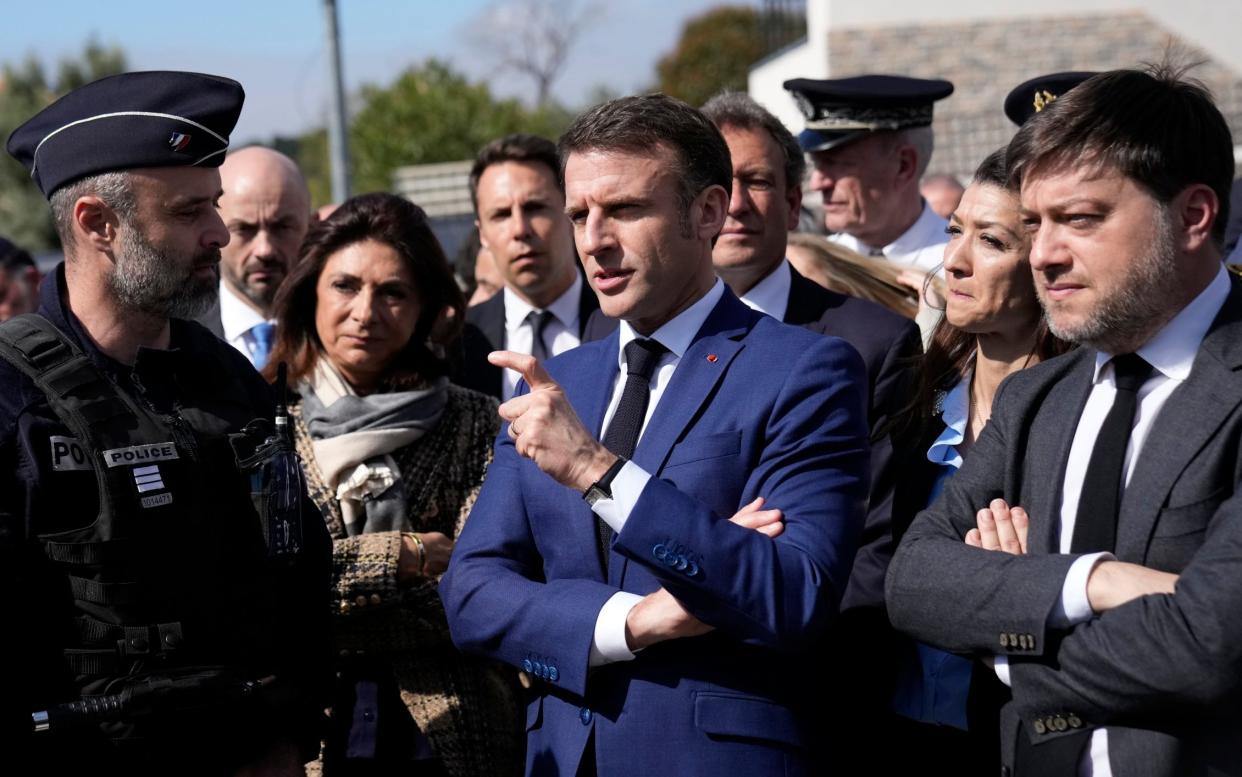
[
  {"left": 887, "top": 66, "right": 1242, "bottom": 776},
  {"left": 457, "top": 134, "right": 598, "bottom": 399}
]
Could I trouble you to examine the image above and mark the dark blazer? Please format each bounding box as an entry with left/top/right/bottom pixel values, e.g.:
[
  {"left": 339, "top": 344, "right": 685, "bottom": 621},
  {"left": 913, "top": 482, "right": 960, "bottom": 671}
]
[
  {"left": 454, "top": 278, "right": 599, "bottom": 399},
  {"left": 887, "top": 275, "right": 1242, "bottom": 776},
  {"left": 441, "top": 289, "right": 871, "bottom": 777}
]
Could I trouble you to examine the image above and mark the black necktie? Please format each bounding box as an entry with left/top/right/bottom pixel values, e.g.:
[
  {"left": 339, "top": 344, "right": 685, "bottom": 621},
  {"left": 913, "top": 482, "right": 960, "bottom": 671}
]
[
  {"left": 596, "top": 338, "right": 667, "bottom": 569},
  {"left": 1016, "top": 354, "right": 1154, "bottom": 777},
  {"left": 1071, "top": 353, "right": 1154, "bottom": 554},
  {"left": 527, "top": 310, "right": 555, "bottom": 364}
]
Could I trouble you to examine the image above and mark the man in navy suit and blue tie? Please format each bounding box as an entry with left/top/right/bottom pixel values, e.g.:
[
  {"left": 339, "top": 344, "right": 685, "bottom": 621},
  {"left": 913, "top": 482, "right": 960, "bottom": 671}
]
[{"left": 440, "top": 94, "right": 871, "bottom": 776}]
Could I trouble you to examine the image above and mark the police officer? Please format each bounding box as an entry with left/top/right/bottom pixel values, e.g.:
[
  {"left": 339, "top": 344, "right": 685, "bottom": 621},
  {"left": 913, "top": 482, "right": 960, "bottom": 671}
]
[
  {"left": 1, "top": 71, "right": 331, "bottom": 775},
  {"left": 784, "top": 74, "right": 955, "bottom": 274}
]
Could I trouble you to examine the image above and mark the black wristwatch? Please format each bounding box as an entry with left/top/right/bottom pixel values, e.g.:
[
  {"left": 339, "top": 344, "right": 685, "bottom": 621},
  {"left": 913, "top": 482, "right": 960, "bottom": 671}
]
[{"left": 583, "top": 457, "right": 627, "bottom": 507}]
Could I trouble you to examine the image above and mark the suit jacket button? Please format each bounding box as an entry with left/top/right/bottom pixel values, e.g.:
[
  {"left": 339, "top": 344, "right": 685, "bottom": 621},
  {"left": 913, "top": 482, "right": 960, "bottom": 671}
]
[
  {"left": 1033, "top": 719, "right": 1047, "bottom": 735},
  {"left": 1067, "top": 714, "right": 1082, "bottom": 729},
  {"left": 369, "top": 593, "right": 382, "bottom": 606},
  {"left": 1053, "top": 716, "right": 1068, "bottom": 732},
  {"left": 549, "top": 665, "right": 559, "bottom": 682},
  {"left": 999, "top": 633, "right": 1010, "bottom": 648},
  {"left": 579, "top": 707, "right": 593, "bottom": 725},
  {"left": 522, "top": 659, "right": 533, "bottom": 673},
  {"left": 653, "top": 544, "right": 667, "bottom": 560},
  {"left": 1008, "top": 632, "right": 1019, "bottom": 648},
  {"left": 686, "top": 560, "right": 700, "bottom": 577},
  {"left": 675, "top": 554, "right": 689, "bottom": 571}
]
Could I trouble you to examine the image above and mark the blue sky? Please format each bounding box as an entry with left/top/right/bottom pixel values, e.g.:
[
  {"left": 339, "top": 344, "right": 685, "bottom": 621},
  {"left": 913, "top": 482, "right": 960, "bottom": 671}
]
[{"left": 1, "top": 0, "right": 741, "bottom": 144}]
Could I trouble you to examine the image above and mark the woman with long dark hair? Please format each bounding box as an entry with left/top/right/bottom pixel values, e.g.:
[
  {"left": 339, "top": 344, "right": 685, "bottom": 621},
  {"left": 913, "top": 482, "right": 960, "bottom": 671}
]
[
  {"left": 265, "top": 193, "right": 522, "bottom": 776},
  {"left": 889, "top": 148, "right": 1072, "bottom": 774}
]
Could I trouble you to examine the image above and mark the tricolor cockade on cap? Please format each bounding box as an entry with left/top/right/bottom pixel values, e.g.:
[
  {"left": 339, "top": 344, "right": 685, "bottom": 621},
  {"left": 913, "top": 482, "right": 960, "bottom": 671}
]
[
  {"left": 5, "top": 70, "right": 245, "bottom": 199},
  {"left": 783, "top": 74, "right": 954, "bottom": 153},
  {"left": 1003, "top": 71, "right": 1098, "bottom": 126}
]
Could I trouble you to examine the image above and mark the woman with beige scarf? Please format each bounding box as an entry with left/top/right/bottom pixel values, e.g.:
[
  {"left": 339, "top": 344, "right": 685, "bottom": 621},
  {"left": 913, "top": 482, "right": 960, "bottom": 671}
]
[{"left": 265, "top": 193, "right": 522, "bottom": 776}]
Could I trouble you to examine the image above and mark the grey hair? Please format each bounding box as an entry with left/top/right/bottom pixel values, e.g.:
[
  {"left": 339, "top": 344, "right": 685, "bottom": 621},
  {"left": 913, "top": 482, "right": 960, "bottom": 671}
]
[
  {"left": 49, "top": 172, "right": 136, "bottom": 251},
  {"left": 701, "top": 90, "right": 806, "bottom": 189},
  {"left": 899, "top": 126, "right": 935, "bottom": 178}
]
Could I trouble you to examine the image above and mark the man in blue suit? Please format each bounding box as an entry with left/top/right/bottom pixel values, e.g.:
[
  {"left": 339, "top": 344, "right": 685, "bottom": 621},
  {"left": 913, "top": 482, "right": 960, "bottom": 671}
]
[{"left": 440, "top": 94, "right": 871, "bottom": 777}]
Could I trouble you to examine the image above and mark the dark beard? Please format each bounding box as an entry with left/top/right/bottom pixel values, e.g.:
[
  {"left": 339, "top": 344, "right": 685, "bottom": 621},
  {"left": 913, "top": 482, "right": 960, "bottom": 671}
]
[{"left": 107, "top": 224, "right": 220, "bottom": 319}]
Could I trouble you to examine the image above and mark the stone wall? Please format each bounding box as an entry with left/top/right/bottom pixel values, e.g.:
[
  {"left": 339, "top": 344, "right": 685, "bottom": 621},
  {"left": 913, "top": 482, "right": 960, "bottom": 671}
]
[{"left": 827, "top": 11, "right": 1242, "bottom": 180}]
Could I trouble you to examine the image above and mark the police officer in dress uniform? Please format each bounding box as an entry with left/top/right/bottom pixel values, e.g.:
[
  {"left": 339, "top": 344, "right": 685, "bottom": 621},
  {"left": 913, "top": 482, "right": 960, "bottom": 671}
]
[
  {"left": 0, "top": 71, "right": 331, "bottom": 776},
  {"left": 784, "top": 75, "right": 955, "bottom": 275}
]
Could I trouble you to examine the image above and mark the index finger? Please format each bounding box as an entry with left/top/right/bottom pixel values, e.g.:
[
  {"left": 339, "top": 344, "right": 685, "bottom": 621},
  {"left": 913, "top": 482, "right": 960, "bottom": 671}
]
[{"left": 488, "top": 350, "right": 557, "bottom": 390}]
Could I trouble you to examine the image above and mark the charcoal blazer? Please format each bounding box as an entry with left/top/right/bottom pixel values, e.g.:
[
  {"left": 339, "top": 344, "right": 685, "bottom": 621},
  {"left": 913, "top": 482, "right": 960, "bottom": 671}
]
[
  {"left": 441, "top": 288, "right": 870, "bottom": 776},
  {"left": 887, "top": 275, "right": 1242, "bottom": 776}
]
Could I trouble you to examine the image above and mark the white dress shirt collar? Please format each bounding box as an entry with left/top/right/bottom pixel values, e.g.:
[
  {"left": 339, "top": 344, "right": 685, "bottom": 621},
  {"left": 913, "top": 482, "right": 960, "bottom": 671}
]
[
  {"left": 887, "top": 200, "right": 948, "bottom": 259},
  {"left": 616, "top": 279, "right": 725, "bottom": 365},
  {"left": 1092, "top": 264, "right": 1231, "bottom": 383},
  {"left": 218, "top": 280, "right": 269, "bottom": 342},
  {"left": 737, "top": 259, "right": 791, "bottom": 321},
  {"left": 503, "top": 272, "right": 583, "bottom": 334}
]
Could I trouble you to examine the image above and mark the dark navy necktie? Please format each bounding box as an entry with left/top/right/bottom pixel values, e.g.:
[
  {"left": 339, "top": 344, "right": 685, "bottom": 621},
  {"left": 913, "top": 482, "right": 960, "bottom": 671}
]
[
  {"left": 527, "top": 310, "right": 555, "bottom": 364},
  {"left": 596, "top": 338, "right": 667, "bottom": 569},
  {"left": 1071, "top": 353, "right": 1154, "bottom": 554}
]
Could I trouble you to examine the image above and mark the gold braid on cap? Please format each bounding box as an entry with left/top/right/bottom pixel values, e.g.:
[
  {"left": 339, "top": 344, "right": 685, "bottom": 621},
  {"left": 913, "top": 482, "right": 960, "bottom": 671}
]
[{"left": 1033, "top": 90, "right": 1058, "bottom": 113}]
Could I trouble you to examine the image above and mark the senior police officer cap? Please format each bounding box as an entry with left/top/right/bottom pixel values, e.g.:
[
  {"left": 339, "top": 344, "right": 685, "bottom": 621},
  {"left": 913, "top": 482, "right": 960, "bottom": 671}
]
[
  {"left": 6, "top": 70, "right": 245, "bottom": 199},
  {"left": 783, "top": 74, "right": 954, "bottom": 153},
  {"left": 1004, "top": 71, "right": 1098, "bottom": 126}
]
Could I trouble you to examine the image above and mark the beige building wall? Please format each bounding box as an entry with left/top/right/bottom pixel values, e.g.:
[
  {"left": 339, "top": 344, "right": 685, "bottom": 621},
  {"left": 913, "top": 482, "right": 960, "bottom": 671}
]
[{"left": 751, "top": 1, "right": 1242, "bottom": 180}]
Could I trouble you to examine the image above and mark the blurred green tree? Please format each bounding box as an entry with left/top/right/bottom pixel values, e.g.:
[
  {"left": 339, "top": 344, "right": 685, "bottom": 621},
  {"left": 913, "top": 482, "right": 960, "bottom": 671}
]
[
  {"left": 0, "top": 41, "right": 127, "bottom": 253},
  {"left": 656, "top": 6, "right": 763, "bottom": 108},
  {"left": 287, "top": 59, "right": 572, "bottom": 204}
]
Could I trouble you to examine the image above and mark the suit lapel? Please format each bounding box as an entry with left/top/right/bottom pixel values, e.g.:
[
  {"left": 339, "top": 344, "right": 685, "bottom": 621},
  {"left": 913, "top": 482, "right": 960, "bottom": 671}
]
[
  {"left": 1117, "top": 278, "right": 1242, "bottom": 560},
  {"left": 631, "top": 292, "right": 751, "bottom": 475},
  {"left": 1023, "top": 353, "right": 1095, "bottom": 555}
]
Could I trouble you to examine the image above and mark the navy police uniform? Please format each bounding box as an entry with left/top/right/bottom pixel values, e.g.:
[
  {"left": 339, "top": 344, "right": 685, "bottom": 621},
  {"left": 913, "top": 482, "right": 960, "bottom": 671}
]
[{"left": 2, "top": 72, "right": 331, "bottom": 774}]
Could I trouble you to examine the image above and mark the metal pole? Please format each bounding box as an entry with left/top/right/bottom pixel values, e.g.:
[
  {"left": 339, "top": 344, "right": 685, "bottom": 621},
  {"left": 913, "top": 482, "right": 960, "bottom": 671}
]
[{"left": 322, "top": 0, "right": 351, "bottom": 203}]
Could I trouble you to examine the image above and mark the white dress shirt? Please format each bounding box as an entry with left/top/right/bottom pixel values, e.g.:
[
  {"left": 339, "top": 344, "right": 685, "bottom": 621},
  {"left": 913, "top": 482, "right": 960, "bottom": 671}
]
[
  {"left": 994, "top": 264, "right": 1231, "bottom": 776},
  {"left": 585, "top": 279, "right": 726, "bottom": 666},
  {"left": 500, "top": 273, "right": 584, "bottom": 400},
  {"left": 737, "top": 259, "right": 791, "bottom": 321},
  {"left": 829, "top": 200, "right": 948, "bottom": 275},
  {"left": 218, "top": 281, "right": 274, "bottom": 367}
]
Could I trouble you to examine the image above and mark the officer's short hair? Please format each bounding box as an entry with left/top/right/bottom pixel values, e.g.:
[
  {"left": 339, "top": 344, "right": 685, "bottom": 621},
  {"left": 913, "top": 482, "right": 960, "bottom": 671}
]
[
  {"left": 267, "top": 192, "right": 465, "bottom": 389},
  {"left": 1007, "top": 62, "right": 1234, "bottom": 247},
  {"left": 558, "top": 94, "right": 732, "bottom": 233},
  {"left": 468, "top": 134, "right": 561, "bottom": 214},
  {"left": 49, "top": 172, "right": 136, "bottom": 251},
  {"left": 701, "top": 90, "right": 806, "bottom": 192}
]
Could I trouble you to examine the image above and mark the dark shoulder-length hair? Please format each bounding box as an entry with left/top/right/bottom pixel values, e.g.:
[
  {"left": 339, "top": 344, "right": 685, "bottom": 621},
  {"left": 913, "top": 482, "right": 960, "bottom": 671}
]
[
  {"left": 912, "top": 148, "right": 1073, "bottom": 425},
  {"left": 263, "top": 192, "right": 466, "bottom": 390}
]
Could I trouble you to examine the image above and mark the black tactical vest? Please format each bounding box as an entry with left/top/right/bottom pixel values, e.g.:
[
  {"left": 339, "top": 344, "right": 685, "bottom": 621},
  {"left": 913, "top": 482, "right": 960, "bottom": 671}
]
[{"left": 0, "top": 314, "right": 300, "bottom": 759}]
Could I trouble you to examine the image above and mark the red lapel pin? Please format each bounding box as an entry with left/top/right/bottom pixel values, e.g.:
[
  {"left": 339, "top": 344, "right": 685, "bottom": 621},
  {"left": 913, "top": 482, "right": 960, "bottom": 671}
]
[{"left": 706, "top": 354, "right": 718, "bottom": 363}]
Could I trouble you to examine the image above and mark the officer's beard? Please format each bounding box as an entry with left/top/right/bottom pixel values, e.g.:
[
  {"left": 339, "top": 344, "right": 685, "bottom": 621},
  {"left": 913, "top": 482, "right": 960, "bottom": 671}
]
[{"left": 107, "top": 222, "right": 220, "bottom": 320}]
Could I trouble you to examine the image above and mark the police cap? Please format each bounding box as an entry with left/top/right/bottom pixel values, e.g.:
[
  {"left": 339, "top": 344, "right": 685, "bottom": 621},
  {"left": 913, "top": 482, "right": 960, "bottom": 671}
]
[
  {"left": 6, "top": 71, "right": 244, "bottom": 199},
  {"left": 1004, "top": 71, "right": 1097, "bottom": 126},
  {"left": 783, "top": 74, "right": 954, "bottom": 153}
]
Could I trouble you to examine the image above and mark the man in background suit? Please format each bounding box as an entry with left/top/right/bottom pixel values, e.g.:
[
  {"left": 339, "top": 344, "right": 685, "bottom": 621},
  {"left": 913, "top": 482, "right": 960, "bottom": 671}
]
[
  {"left": 196, "top": 146, "right": 311, "bottom": 369},
  {"left": 441, "top": 95, "right": 870, "bottom": 776},
  {"left": 887, "top": 66, "right": 1242, "bottom": 776},
  {"left": 458, "top": 134, "right": 597, "bottom": 399}
]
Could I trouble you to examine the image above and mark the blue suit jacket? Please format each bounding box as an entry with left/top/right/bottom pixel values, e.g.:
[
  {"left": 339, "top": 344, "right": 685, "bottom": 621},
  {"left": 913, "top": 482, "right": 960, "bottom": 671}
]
[{"left": 440, "top": 289, "right": 870, "bottom": 776}]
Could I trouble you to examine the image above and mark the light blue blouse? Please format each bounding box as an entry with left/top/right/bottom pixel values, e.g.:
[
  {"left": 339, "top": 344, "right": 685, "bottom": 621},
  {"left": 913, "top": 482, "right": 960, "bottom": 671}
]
[{"left": 892, "top": 378, "right": 974, "bottom": 730}]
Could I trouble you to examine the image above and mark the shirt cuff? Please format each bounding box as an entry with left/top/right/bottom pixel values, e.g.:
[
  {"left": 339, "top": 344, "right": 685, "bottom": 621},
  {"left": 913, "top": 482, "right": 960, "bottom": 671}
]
[
  {"left": 1049, "top": 552, "right": 1115, "bottom": 628},
  {"left": 993, "top": 655, "right": 1011, "bottom": 687},
  {"left": 588, "top": 591, "right": 644, "bottom": 667},
  {"left": 588, "top": 461, "right": 651, "bottom": 534}
]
